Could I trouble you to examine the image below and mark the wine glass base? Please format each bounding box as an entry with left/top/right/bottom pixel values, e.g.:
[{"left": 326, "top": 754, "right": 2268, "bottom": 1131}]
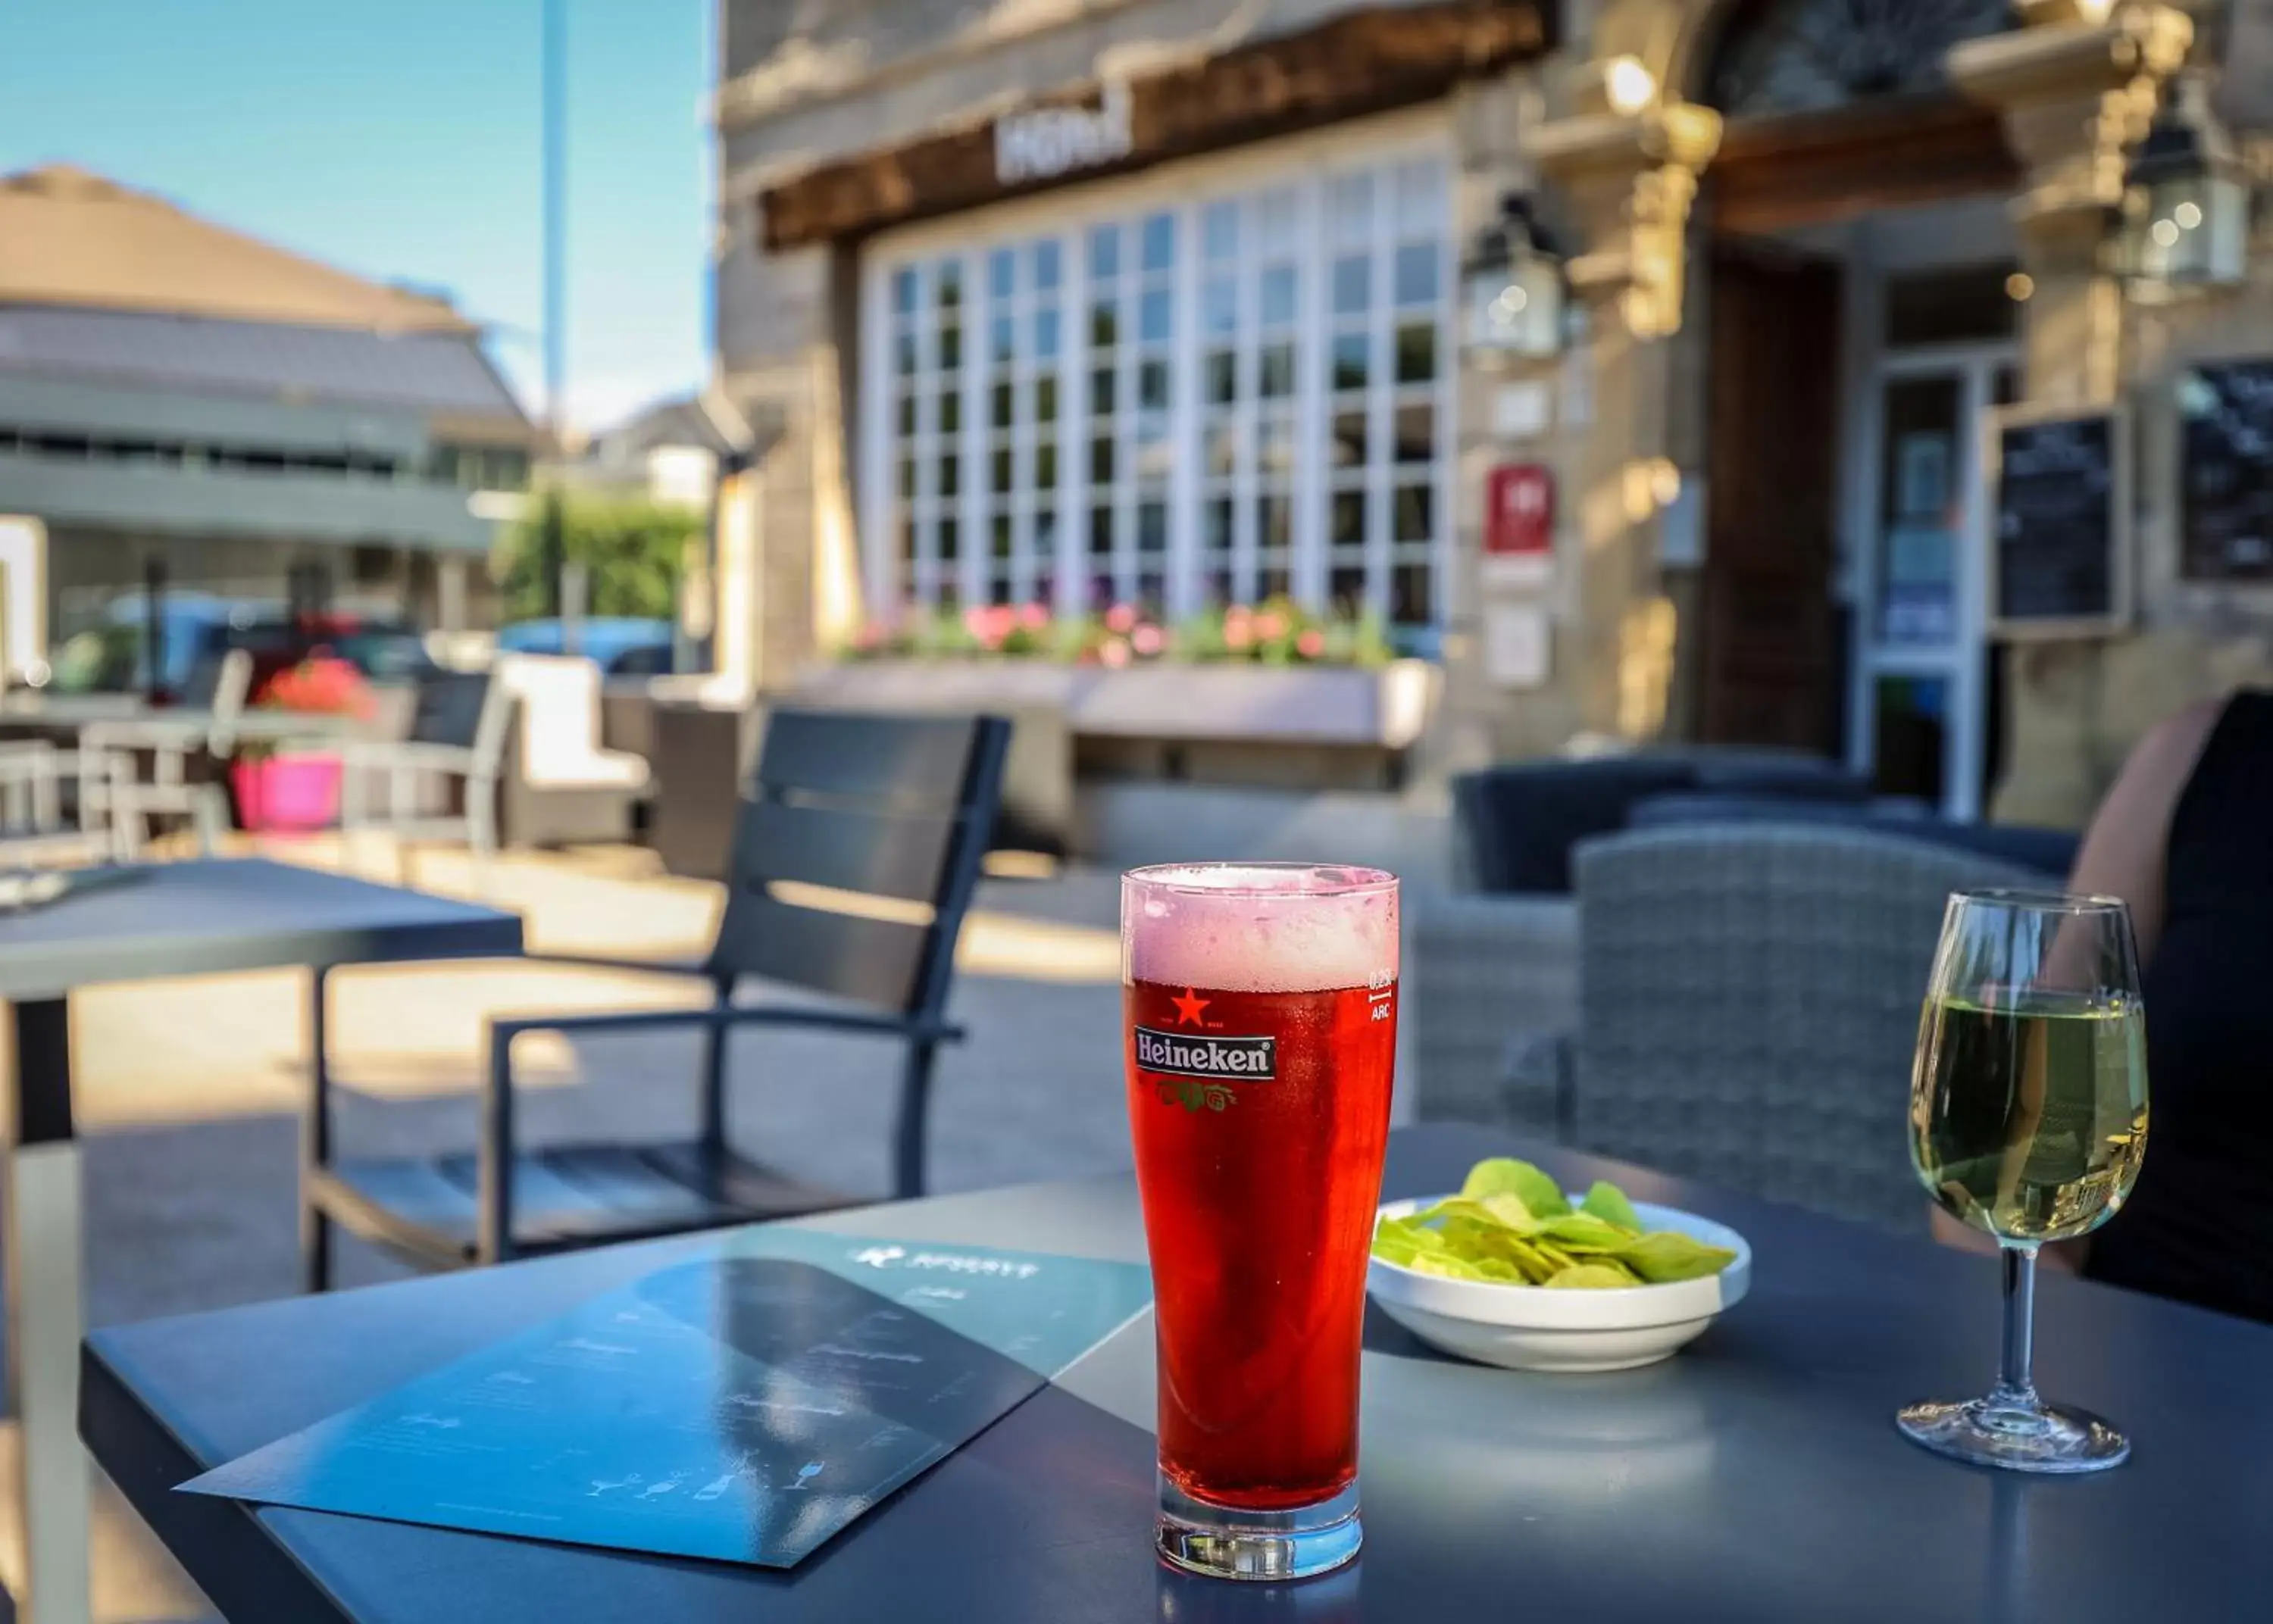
[
  {"left": 1156, "top": 1476, "right": 1362, "bottom": 1581},
  {"left": 1896, "top": 1396, "right": 2130, "bottom": 1474}
]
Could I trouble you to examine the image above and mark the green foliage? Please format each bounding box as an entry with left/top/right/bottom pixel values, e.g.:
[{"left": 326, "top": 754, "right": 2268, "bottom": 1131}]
[
  {"left": 495, "top": 490, "right": 699, "bottom": 622},
  {"left": 849, "top": 596, "right": 1396, "bottom": 669}
]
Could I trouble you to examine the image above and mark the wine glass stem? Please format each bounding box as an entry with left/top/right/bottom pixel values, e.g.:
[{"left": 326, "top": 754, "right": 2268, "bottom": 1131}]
[{"left": 1994, "top": 1244, "right": 2040, "bottom": 1411}]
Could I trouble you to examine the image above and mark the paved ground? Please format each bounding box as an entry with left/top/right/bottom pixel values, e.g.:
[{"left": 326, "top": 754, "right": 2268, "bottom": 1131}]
[{"left": 7, "top": 814, "right": 1446, "bottom": 1619}]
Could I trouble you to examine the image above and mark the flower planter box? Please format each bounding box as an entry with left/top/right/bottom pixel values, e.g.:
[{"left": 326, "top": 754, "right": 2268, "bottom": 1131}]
[{"left": 232, "top": 752, "right": 344, "bottom": 832}]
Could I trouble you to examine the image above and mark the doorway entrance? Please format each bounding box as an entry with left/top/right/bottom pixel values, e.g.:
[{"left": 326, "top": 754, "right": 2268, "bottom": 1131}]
[{"left": 1700, "top": 192, "right": 2020, "bottom": 816}]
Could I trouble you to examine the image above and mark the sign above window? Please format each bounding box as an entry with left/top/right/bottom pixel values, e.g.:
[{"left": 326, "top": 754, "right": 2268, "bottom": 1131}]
[{"left": 996, "top": 84, "right": 1133, "bottom": 187}]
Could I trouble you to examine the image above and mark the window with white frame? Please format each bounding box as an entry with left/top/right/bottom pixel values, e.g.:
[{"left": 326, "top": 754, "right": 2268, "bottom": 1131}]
[{"left": 867, "top": 135, "right": 1452, "bottom": 639}]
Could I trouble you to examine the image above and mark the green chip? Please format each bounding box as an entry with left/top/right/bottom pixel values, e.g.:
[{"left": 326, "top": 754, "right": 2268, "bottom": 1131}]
[
  {"left": 1578, "top": 1181, "right": 1643, "bottom": 1232},
  {"left": 1459, "top": 1157, "right": 1571, "bottom": 1218}
]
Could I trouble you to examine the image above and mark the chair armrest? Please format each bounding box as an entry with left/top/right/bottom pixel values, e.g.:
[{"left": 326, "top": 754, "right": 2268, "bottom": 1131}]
[
  {"left": 514, "top": 951, "right": 721, "bottom": 980},
  {"left": 1501, "top": 1029, "right": 1574, "bottom": 1145},
  {"left": 475, "top": 1001, "right": 964, "bottom": 1259},
  {"left": 490, "top": 1004, "right": 964, "bottom": 1046},
  {"left": 342, "top": 739, "right": 483, "bottom": 775}
]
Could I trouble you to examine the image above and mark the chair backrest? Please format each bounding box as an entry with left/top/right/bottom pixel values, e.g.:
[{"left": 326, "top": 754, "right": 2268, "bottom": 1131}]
[
  {"left": 408, "top": 670, "right": 496, "bottom": 749},
  {"left": 1569, "top": 823, "right": 2045, "bottom": 1234},
  {"left": 201, "top": 648, "right": 255, "bottom": 751},
  {"left": 495, "top": 653, "right": 607, "bottom": 783},
  {"left": 706, "top": 707, "right": 1011, "bottom": 1020}
]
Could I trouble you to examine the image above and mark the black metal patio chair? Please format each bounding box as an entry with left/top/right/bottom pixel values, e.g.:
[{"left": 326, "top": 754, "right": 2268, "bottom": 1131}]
[{"left": 300, "top": 707, "right": 1011, "bottom": 1286}]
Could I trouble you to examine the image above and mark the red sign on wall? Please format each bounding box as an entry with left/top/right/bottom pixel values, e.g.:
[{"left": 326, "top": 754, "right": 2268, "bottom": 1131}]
[{"left": 1486, "top": 464, "right": 1555, "bottom": 557}]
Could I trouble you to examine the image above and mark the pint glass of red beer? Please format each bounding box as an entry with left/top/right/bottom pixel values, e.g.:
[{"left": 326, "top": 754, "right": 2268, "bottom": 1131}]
[{"left": 1122, "top": 863, "right": 1398, "bottom": 1579}]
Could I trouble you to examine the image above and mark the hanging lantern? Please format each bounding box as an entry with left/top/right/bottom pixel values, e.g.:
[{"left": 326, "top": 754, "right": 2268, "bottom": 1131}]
[
  {"left": 1464, "top": 194, "right": 1567, "bottom": 362},
  {"left": 2120, "top": 75, "right": 2249, "bottom": 300}
]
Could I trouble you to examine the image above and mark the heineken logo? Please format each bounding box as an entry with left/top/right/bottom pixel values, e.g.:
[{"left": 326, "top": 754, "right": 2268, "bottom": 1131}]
[{"left": 1134, "top": 1026, "right": 1276, "bottom": 1082}]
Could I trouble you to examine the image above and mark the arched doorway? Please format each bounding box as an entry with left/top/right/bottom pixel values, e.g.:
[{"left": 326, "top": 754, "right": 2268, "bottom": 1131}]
[{"left": 1690, "top": 0, "right": 2024, "bottom": 814}]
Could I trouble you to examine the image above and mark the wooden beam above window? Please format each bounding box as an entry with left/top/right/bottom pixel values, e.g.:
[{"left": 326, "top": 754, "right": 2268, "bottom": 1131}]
[
  {"left": 758, "top": 1, "right": 1553, "bottom": 252},
  {"left": 1709, "top": 94, "right": 2020, "bottom": 239}
]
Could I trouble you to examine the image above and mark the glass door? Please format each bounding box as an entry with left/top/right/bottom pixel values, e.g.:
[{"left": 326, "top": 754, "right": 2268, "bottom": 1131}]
[{"left": 1851, "top": 352, "right": 2015, "bottom": 818}]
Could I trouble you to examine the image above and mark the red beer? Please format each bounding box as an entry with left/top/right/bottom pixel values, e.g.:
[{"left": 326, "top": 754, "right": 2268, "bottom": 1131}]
[{"left": 1123, "top": 864, "right": 1397, "bottom": 1579}]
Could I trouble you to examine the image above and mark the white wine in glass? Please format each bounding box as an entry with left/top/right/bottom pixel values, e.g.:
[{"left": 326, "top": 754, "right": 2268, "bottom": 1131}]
[{"left": 1899, "top": 892, "right": 2148, "bottom": 1473}]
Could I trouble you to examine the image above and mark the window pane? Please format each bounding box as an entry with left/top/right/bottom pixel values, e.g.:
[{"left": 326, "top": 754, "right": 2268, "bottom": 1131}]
[
  {"left": 1140, "top": 212, "right": 1175, "bottom": 273},
  {"left": 1259, "top": 417, "right": 1294, "bottom": 475},
  {"left": 939, "top": 324, "right": 961, "bottom": 370},
  {"left": 1262, "top": 265, "right": 1296, "bottom": 326},
  {"left": 1258, "top": 495, "right": 1292, "bottom": 548},
  {"left": 990, "top": 248, "right": 1015, "bottom": 301},
  {"left": 1395, "top": 322, "right": 1435, "bottom": 384},
  {"left": 939, "top": 454, "right": 961, "bottom": 498},
  {"left": 1395, "top": 403, "right": 1434, "bottom": 464},
  {"left": 1139, "top": 501, "right": 1168, "bottom": 554},
  {"left": 1036, "top": 441, "right": 1058, "bottom": 490},
  {"left": 896, "top": 333, "right": 918, "bottom": 375},
  {"left": 1203, "top": 276, "right": 1237, "bottom": 336},
  {"left": 897, "top": 392, "right": 917, "bottom": 436},
  {"left": 1203, "top": 201, "right": 1237, "bottom": 261},
  {"left": 1331, "top": 410, "right": 1367, "bottom": 467},
  {"left": 1395, "top": 484, "right": 1433, "bottom": 542},
  {"left": 1259, "top": 558, "right": 1292, "bottom": 600},
  {"left": 1205, "top": 497, "right": 1234, "bottom": 550},
  {"left": 899, "top": 458, "right": 917, "bottom": 498},
  {"left": 1139, "top": 289, "right": 1171, "bottom": 345},
  {"left": 992, "top": 315, "right": 1015, "bottom": 364},
  {"left": 1206, "top": 418, "right": 1236, "bottom": 475},
  {"left": 940, "top": 516, "right": 961, "bottom": 559},
  {"left": 1135, "top": 419, "right": 1171, "bottom": 480},
  {"left": 1036, "top": 375, "right": 1058, "bottom": 423},
  {"left": 893, "top": 267, "right": 918, "bottom": 314},
  {"left": 993, "top": 447, "right": 1013, "bottom": 494},
  {"left": 1330, "top": 562, "right": 1368, "bottom": 611},
  {"left": 1256, "top": 187, "right": 1297, "bottom": 250},
  {"left": 1091, "top": 436, "right": 1115, "bottom": 483},
  {"left": 940, "top": 390, "right": 961, "bottom": 435},
  {"left": 898, "top": 516, "right": 918, "bottom": 565},
  {"left": 1036, "top": 506, "right": 1057, "bottom": 556},
  {"left": 1091, "top": 367, "right": 1116, "bottom": 414},
  {"left": 1090, "top": 301, "right": 1118, "bottom": 348},
  {"left": 1034, "top": 306, "right": 1061, "bottom": 361},
  {"left": 936, "top": 260, "right": 962, "bottom": 310},
  {"left": 1393, "top": 242, "right": 1439, "bottom": 306},
  {"left": 1332, "top": 333, "right": 1368, "bottom": 392},
  {"left": 1332, "top": 255, "right": 1370, "bottom": 316},
  {"left": 1089, "top": 224, "right": 1120, "bottom": 280},
  {"left": 1332, "top": 491, "right": 1365, "bottom": 545},
  {"left": 991, "top": 383, "right": 1013, "bottom": 429},
  {"left": 1260, "top": 342, "right": 1296, "bottom": 398},
  {"left": 1032, "top": 239, "right": 1061, "bottom": 292},
  {"left": 1089, "top": 505, "right": 1114, "bottom": 555},
  {"left": 1205, "top": 350, "right": 1237, "bottom": 404},
  {"left": 1392, "top": 561, "right": 1432, "bottom": 625},
  {"left": 1328, "top": 173, "right": 1373, "bottom": 244},
  {"left": 993, "top": 514, "right": 1013, "bottom": 559},
  {"left": 1140, "top": 359, "right": 1170, "bottom": 410}
]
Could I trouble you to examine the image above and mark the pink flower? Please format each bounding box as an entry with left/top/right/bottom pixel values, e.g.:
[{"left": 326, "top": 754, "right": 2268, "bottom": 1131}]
[
  {"left": 1224, "top": 604, "right": 1252, "bottom": 630},
  {"left": 962, "top": 605, "right": 989, "bottom": 639},
  {"left": 1100, "top": 637, "right": 1133, "bottom": 668},
  {"left": 1296, "top": 629, "right": 1327, "bottom": 659},
  {"left": 1017, "top": 601, "right": 1049, "bottom": 630},
  {"left": 852, "top": 623, "right": 883, "bottom": 651},
  {"left": 1131, "top": 623, "right": 1165, "bottom": 657},
  {"left": 1255, "top": 611, "right": 1289, "bottom": 642},
  {"left": 1224, "top": 620, "right": 1254, "bottom": 651},
  {"left": 983, "top": 604, "right": 1018, "bottom": 642},
  {"left": 1105, "top": 602, "right": 1139, "bottom": 635}
]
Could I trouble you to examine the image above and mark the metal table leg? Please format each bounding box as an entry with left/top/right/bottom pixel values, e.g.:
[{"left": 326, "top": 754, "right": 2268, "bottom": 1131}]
[{"left": 5, "top": 998, "right": 91, "bottom": 1624}]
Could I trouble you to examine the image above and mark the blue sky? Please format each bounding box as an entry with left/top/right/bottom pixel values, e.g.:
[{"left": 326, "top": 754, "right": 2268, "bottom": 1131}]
[{"left": 0, "top": 0, "right": 713, "bottom": 431}]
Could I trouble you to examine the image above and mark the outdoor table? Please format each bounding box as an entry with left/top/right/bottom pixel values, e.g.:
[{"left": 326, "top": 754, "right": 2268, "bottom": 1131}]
[
  {"left": 82, "top": 1123, "right": 2273, "bottom": 1622},
  {"left": 1, "top": 859, "right": 521, "bottom": 1624}
]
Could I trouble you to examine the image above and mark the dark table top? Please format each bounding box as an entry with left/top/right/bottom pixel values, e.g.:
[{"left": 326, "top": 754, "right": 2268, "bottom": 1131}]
[
  {"left": 83, "top": 1124, "right": 2273, "bottom": 1624},
  {"left": 0, "top": 859, "right": 522, "bottom": 1000}
]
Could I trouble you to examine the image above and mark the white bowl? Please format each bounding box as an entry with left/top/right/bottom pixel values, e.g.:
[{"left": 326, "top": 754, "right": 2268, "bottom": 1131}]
[{"left": 1367, "top": 1195, "right": 1752, "bottom": 1373}]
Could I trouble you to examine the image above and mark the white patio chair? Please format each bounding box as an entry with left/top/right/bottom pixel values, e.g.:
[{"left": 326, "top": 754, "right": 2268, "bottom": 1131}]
[
  {"left": 340, "top": 668, "right": 512, "bottom": 885},
  {"left": 0, "top": 739, "right": 136, "bottom": 864},
  {"left": 80, "top": 648, "right": 253, "bottom": 858}
]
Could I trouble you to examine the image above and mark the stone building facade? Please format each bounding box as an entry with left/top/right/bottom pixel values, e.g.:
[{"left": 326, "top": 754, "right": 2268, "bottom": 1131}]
[{"left": 715, "top": 0, "right": 2273, "bottom": 828}]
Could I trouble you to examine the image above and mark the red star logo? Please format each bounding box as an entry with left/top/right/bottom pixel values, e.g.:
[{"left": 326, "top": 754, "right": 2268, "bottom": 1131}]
[{"left": 1171, "top": 988, "right": 1210, "bottom": 1027}]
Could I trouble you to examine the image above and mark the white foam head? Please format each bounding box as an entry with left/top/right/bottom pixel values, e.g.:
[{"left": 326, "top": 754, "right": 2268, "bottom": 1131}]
[{"left": 1122, "top": 864, "right": 1399, "bottom": 993}]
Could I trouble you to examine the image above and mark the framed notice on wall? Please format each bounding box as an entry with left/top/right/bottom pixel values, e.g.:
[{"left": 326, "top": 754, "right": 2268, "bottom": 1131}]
[
  {"left": 2177, "top": 359, "right": 2273, "bottom": 581},
  {"left": 1987, "top": 401, "right": 2134, "bottom": 640}
]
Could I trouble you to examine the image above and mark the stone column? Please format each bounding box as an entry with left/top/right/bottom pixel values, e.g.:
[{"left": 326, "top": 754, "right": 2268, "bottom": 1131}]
[
  {"left": 1527, "top": 96, "right": 1720, "bottom": 744},
  {"left": 1949, "top": 3, "right": 2193, "bottom": 823}
]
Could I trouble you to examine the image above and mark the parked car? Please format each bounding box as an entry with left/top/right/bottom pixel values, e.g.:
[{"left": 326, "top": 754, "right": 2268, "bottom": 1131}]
[
  {"left": 47, "top": 595, "right": 438, "bottom": 698},
  {"left": 496, "top": 617, "right": 677, "bottom": 676}
]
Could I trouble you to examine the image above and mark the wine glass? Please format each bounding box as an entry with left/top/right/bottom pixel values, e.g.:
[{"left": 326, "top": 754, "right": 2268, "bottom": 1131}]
[{"left": 1898, "top": 889, "right": 2149, "bottom": 1473}]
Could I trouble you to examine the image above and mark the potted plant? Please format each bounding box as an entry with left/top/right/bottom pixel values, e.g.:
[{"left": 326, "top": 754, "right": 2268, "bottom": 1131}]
[{"left": 232, "top": 654, "right": 374, "bottom": 832}]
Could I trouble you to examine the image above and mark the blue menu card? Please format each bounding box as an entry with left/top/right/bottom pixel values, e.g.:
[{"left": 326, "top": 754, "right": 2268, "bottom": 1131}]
[{"left": 180, "top": 1228, "right": 1152, "bottom": 1567}]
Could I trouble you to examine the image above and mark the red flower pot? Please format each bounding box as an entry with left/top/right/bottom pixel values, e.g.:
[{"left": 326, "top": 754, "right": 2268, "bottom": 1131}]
[{"left": 232, "top": 753, "right": 344, "bottom": 832}]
